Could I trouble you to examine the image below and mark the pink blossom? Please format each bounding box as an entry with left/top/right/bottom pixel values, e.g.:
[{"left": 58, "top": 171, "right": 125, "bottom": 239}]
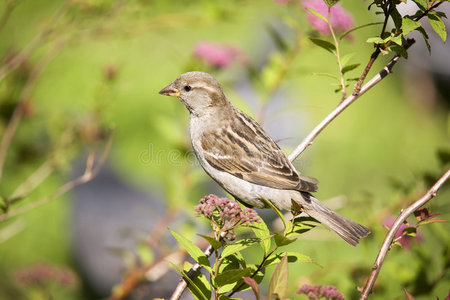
[
  {"left": 14, "top": 263, "right": 77, "bottom": 289},
  {"left": 302, "top": 0, "right": 354, "bottom": 34},
  {"left": 193, "top": 42, "right": 244, "bottom": 68},
  {"left": 383, "top": 217, "right": 423, "bottom": 249},
  {"left": 297, "top": 284, "right": 345, "bottom": 300},
  {"left": 195, "top": 194, "right": 260, "bottom": 229}
]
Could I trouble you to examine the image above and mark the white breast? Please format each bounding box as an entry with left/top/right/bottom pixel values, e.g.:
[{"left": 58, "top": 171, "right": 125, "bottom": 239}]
[{"left": 189, "top": 116, "right": 294, "bottom": 210}]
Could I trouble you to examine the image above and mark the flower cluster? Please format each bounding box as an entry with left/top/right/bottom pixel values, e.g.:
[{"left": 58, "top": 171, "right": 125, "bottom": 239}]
[
  {"left": 14, "top": 263, "right": 78, "bottom": 289},
  {"left": 301, "top": 0, "right": 354, "bottom": 35},
  {"left": 193, "top": 42, "right": 245, "bottom": 68},
  {"left": 297, "top": 284, "right": 345, "bottom": 300},
  {"left": 194, "top": 194, "right": 260, "bottom": 230}
]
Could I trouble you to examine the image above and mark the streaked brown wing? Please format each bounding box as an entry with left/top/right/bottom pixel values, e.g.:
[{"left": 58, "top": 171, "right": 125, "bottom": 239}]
[{"left": 201, "top": 111, "right": 318, "bottom": 192}]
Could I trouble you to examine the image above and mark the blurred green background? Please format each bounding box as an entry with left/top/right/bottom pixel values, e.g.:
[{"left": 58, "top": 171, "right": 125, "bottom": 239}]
[{"left": 0, "top": 0, "right": 449, "bottom": 299}]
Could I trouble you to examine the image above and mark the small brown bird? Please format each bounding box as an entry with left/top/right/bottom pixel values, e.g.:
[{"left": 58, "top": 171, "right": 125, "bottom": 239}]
[{"left": 159, "top": 71, "right": 370, "bottom": 245}]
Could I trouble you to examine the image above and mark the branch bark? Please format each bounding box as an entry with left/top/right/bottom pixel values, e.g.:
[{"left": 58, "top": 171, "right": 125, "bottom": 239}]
[{"left": 359, "top": 169, "right": 450, "bottom": 300}]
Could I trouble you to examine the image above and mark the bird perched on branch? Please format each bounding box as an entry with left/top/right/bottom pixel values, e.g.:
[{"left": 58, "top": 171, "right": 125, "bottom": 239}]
[{"left": 159, "top": 71, "right": 370, "bottom": 246}]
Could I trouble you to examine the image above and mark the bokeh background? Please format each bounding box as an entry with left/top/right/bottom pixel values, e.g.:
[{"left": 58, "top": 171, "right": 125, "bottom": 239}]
[{"left": 0, "top": 0, "right": 449, "bottom": 299}]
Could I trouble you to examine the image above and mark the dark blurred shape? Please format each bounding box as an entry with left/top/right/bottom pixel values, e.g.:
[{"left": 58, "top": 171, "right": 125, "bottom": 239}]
[{"left": 71, "top": 162, "right": 180, "bottom": 298}]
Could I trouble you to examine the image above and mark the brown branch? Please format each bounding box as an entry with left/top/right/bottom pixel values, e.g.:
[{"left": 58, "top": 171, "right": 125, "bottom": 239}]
[
  {"left": 352, "top": 2, "right": 392, "bottom": 95},
  {"left": 0, "top": 130, "right": 113, "bottom": 223},
  {"left": 288, "top": 39, "right": 414, "bottom": 162},
  {"left": 359, "top": 169, "right": 450, "bottom": 300}
]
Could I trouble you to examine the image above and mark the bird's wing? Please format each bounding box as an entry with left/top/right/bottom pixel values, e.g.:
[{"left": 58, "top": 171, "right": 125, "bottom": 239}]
[{"left": 200, "top": 111, "right": 318, "bottom": 192}]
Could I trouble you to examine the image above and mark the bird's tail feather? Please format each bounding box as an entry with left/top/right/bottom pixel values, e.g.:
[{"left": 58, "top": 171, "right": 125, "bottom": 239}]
[{"left": 299, "top": 192, "right": 370, "bottom": 246}]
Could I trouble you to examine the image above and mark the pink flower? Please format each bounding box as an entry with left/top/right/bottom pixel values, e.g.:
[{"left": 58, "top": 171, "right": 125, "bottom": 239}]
[
  {"left": 383, "top": 217, "right": 423, "bottom": 249},
  {"left": 193, "top": 42, "right": 245, "bottom": 68},
  {"left": 297, "top": 284, "right": 345, "bottom": 300},
  {"left": 14, "top": 263, "right": 77, "bottom": 289},
  {"left": 195, "top": 194, "right": 260, "bottom": 229},
  {"left": 302, "top": 0, "right": 354, "bottom": 34}
]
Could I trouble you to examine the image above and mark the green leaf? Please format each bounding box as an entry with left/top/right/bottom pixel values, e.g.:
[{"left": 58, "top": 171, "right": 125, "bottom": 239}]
[
  {"left": 312, "top": 72, "right": 339, "bottom": 79},
  {"left": 416, "top": 26, "right": 431, "bottom": 53},
  {"left": 265, "top": 24, "right": 289, "bottom": 52},
  {"left": 366, "top": 36, "right": 385, "bottom": 44},
  {"left": 214, "top": 268, "right": 253, "bottom": 287},
  {"left": 230, "top": 251, "right": 248, "bottom": 269},
  {"left": 264, "top": 252, "right": 315, "bottom": 267},
  {"left": 274, "top": 232, "right": 297, "bottom": 247},
  {"left": 309, "top": 38, "right": 336, "bottom": 53},
  {"left": 402, "top": 16, "right": 422, "bottom": 35},
  {"left": 170, "top": 229, "right": 211, "bottom": 272},
  {"left": 306, "top": 8, "right": 328, "bottom": 23},
  {"left": 411, "top": 0, "right": 427, "bottom": 10},
  {"left": 191, "top": 271, "right": 212, "bottom": 300},
  {"left": 390, "top": 45, "right": 408, "bottom": 59},
  {"left": 261, "top": 197, "right": 286, "bottom": 229},
  {"left": 390, "top": 35, "right": 403, "bottom": 46},
  {"left": 267, "top": 253, "right": 289, "bottom": 299},
  {"left": 339, "top": 22, "right": 383, "bottom": 40},
  {"left": 198, "top": 234, "right": 222, "bottom": 250},
  {"left": 217, "top": 253, "right": 241, "bottom": 275},
  {"left": 341, "top": 63, "right": 360, "bottom": 74},
  {"left": 286, "top": 216, "right": 318, "bottom": 237},
  {"left": 340, "top": 52, "right": 355, "bottom": 67},
  {"left": 402, "top": 226, "right": 417, "bottom": 237},
  {"left": 324, "top": 0, "right": 339, "bottom": 7},
  {"left": 243, "top": 277, "right": 261, "bottom": 300},
  {"left": 169, "top": 262, "right": 209, "bottom": 300},
  {"left": 250, "top": 217, "right": 272, "bottom": 255},
  {"left": 391, "top": 8, "right": 403, "bottom": 30},
  {"left": 220, "top": 237, "right": 262, "bottom": 259},
  {"left": 428, "top": 11, "right": 447, "bottom": 42}
]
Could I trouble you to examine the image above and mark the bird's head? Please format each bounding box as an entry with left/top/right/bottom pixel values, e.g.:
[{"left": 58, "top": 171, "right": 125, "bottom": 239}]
[{"left": 159, "top": 71, "right": 229, "bottom": 116}]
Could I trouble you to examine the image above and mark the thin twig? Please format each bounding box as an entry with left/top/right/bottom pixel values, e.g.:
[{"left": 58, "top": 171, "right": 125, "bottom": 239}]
[
  {"left": 288, "top": 39, "right": 414, "bottom": 162},
  {"left": 353, "top": 1, "right": 445, "bottom": 95},
  {"left": 359, "top": 169, "right": 450, "bottom": 300},
  {"left": 9, "top": 128, "right": 76, "bottom": 202},
  {"left": 0, "top": 131, "right": 113, "bottom": 223},
  {"left": 0, "top": 41, "right": 64, "bottom": 182},
  {"left": 327, "top": 7, "right": 346, "bottom": 102},
  {"left": 9, "top": 160, "right": 55, "bottom": 203},
  {"left": 0, "top": 1, "right": 68, "bottom": 82},
  {"left": 353, "top": 2, "right": 391, "bottom": 95}
]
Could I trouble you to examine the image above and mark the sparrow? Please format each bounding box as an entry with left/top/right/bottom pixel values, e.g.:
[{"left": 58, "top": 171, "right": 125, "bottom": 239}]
[{"left": 159, "top": 71, "right": 370, "bottom": 246}]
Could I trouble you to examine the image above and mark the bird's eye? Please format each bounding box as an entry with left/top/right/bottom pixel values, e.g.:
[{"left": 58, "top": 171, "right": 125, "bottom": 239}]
[{"left": 184, "top": 85, "right": 192, "bottom": 92}]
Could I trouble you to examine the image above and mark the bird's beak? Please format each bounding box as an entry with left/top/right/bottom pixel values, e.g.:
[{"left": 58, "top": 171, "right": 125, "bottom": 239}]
[{"left": 159, "top": 84, "right": 181, "bottom": 97}]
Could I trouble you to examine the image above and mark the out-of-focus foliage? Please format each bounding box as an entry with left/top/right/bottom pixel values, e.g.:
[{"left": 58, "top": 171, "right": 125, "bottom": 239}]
[{"left": 0, "top": 0, "right": 449, "bottom": 299}]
